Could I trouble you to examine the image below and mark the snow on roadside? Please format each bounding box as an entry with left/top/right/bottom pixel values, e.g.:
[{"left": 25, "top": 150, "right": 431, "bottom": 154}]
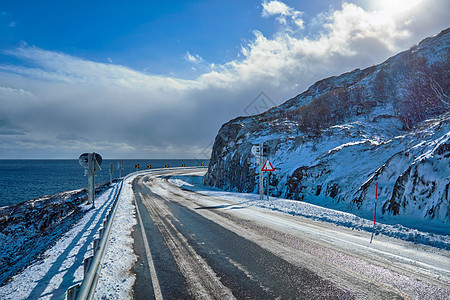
[
  {"left": 169, "top": 174, "right": 450, "bottom": 250},
  {"left": 94, "top": 175, "right": 138, "bottom": 299},
  {"left": 1, "top": 169, "right": 447, "bottom": 299},
  {"left": 0, "top": 183, "right": 121, "bottom": 299}
]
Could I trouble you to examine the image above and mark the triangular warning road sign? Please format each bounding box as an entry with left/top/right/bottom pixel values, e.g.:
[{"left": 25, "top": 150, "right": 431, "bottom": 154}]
[{"left": 261, "top": 159, "right": 275, "bottom": 171}]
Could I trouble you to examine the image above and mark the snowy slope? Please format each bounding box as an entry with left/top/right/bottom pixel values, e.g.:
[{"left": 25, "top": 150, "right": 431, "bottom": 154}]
[
  {"left": 204, "top": 28, "right": 450, "bottom": 230},
  {"left": 0, "top": 177, "right": 138, "bottom": 300},
  {"left": 0, "top": 185, "right": 108, "bottom": 286}
]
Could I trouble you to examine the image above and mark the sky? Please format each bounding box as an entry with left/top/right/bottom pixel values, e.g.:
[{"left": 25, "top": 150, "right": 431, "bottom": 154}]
[{"left": 0, "top": 0, "right": 448, "bottom": 159}]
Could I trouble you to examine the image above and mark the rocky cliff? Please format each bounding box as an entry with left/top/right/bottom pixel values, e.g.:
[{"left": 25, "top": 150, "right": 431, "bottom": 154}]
[{"left": 204, "top": 28, "right": 450, "bottom": 226}]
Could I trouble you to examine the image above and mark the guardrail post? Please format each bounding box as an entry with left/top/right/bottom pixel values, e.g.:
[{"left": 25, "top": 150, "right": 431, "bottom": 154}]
[
  {"left": 84, "top": 256, "right": 93, "bottom": 278},
  {"left": 99, "top": 228, "right": 104, "bottom": 239},
  {"left": 67, "top": 283, "right": 80, "bottom": 300},
  {"left": 93, "top": 238, "right": 100, "bottom": 255}
]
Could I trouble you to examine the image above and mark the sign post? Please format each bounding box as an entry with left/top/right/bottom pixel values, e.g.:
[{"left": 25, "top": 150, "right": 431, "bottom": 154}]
[
  {"left": 79, "top": 152, "right": 102, "bottom": 208},
  {"left": 88, "top": 153, "right": 94, "bottom": 206},
  {"left": 252, "top": 144, "right": 264, "bottom": 200},
  {"left": 261, "top": 158, "right": 275, "bottom": 200},
  {"left": 252, "top": 143, "right": 272, "bottom": 200}
]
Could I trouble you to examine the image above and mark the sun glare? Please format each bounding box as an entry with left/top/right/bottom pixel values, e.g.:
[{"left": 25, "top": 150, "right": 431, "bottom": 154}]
[{"left": 371, "top": 0, "right": 423, "bottom": 13}]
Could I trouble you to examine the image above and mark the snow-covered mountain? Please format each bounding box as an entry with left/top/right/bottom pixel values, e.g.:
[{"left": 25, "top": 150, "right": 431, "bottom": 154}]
[{"left": 204, "top": 28, "right": 450, "bottom": 229}]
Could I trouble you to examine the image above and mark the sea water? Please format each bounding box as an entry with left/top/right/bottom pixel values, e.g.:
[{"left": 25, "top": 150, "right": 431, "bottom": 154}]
[{"left": 0, "top": 159, "right": 208, "bottom": 208}]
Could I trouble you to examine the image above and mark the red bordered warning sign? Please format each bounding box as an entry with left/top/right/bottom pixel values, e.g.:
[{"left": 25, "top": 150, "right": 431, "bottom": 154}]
[{"left": 261, "top": 159, "right": 275, "bottom": 171}]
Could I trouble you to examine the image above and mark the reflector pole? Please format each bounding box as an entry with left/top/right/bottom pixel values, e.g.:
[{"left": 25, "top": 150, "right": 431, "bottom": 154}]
[
  {"left": 370, "top": 181, "right": 378, "bottom": 244},
  {"left": 374, "top": 181, "right": 378, "bottom": 225},
  {"left": 259, "top": 143, "right": 263, "bottom": 200}
]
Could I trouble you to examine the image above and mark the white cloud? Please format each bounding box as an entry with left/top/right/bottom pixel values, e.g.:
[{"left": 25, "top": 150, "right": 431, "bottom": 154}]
[
  {"left": 184, "top": 51, "right": 204, "bottom": 64},
  {"left": 0, "top": 0, "right": 448, "bottom": 158},
  {"left": 262, "top": 0, "right": 292, "bottom": 17},
  {"left": 2, "top": 47, "right": 198, "bottom": 91},
  {"left": 262, "top": 0, "right": 304, "bottom": 29},
  {"left": 211, "top": 0, "right": 448, "bottom": 89},
  {"left": 0, "top": 86, "right": 34, "bottom": 98},
  {"left": 369, "top": 0, "right": 423, "bottom": 15}
]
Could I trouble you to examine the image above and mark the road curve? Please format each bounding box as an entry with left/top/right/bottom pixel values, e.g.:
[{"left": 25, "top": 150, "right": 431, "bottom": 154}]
[{"left": 131, "top": 168, "right": 450, "bottom": 299}]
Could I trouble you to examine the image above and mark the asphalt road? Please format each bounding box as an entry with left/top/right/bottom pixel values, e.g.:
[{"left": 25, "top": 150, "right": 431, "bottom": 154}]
[{"left": 130, "top": 168, "right": 450, "bottom": 299}]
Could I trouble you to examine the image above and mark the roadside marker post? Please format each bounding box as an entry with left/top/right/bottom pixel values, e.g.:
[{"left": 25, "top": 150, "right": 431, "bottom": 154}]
[
  {"left": 117, "top": 161, "right": 124, "bottom": 178},
  {"left": 370, "top": 181, "right": 378, "bottom": 244},
  {"left": 109, "top": 163, "right": 113, "bottom": 184},
  {"left": 374, "top": 181, "right": 378, "bottom": 225},
  {"left": 260, "top": 144, "right": 264, "bottom": 200}
]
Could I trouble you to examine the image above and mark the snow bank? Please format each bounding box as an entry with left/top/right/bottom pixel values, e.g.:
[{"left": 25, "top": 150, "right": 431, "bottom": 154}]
[
  {"left": 94, "top": 175, "right": 138, "bottom": 299},
  {"left": 170, "top": 175, "right": 450, "bottom": 250},
  {"left": 0, "top": 183, "right": 120, "bottom": 299}
]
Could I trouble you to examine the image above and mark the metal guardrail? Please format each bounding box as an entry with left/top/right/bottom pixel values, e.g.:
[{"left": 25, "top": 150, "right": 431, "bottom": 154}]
[
  {"left": 66, "top": 166, "right": 207, "bottom": 299},
  {"left": 66, "top": 179, "right": 124, "bottom": 300}
]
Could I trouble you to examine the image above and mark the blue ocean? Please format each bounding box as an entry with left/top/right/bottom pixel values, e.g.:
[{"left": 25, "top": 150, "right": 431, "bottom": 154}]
[{"left": 0, "top": 159, "right": 208, "bottom": 208}]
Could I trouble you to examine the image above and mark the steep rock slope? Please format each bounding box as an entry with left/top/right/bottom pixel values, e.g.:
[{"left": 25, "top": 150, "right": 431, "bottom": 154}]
[{"left": 204, "top": 28, "right": 450, "bottom": 228}]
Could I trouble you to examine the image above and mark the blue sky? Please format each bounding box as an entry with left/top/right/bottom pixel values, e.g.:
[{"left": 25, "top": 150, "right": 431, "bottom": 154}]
[
  {"left": 0, "top": 0, "right": 448, "bottom": 159},
  {"left": 0, "top": 0, "right": 340, "bottom": 76},
  {"left": 1, "top": 1, "right": 268, "bottom": 75}
]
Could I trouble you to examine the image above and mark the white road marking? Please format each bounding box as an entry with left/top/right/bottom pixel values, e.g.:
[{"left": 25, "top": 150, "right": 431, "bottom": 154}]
[{"left": 134, "top": 191, "right": 163, "bottom": 300}]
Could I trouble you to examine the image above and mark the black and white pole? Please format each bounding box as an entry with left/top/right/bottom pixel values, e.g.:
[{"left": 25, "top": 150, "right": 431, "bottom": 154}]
[
  {"left": 117, "top": 161, "right": 124, "bottom": 178},
  {"left": 259, "top": 143, "right": 264, "bottom": 200},
  {"left": 370, "top": 181, "right": 378, "bottom": 244}
]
